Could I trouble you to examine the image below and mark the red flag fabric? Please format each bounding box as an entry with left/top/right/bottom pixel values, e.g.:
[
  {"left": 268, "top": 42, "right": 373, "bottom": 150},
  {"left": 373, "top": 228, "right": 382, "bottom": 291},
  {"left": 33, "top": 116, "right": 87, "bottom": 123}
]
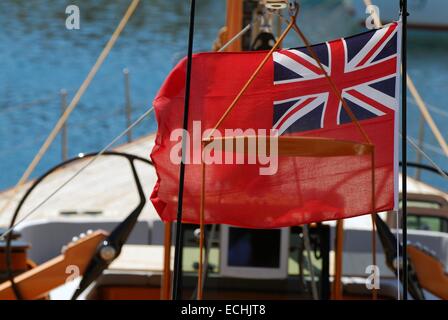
[{"left": 150, "top": 23, "right": 400, "bottom": 228}]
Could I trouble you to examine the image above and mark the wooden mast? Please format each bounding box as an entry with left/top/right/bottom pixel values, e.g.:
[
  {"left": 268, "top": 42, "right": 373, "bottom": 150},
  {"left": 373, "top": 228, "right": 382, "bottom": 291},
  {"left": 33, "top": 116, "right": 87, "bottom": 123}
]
[
  {"left": 161, "top": 222, "right": 172, "bottom": 300},
  {"left": 213, "top": 0, "right": 244, "bottom": 52},
  {"left": 332, "top": 220, "right": 344, "bottom": 300},
  {"left": 225, "top": 0, "right": 244, "bottom": 51}
]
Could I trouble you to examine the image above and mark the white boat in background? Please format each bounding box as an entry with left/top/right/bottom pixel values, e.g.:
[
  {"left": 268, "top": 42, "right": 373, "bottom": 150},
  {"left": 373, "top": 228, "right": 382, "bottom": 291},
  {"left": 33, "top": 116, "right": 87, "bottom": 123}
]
[{"left": 344, "top": 0, "right": 448, "bottom": 30}]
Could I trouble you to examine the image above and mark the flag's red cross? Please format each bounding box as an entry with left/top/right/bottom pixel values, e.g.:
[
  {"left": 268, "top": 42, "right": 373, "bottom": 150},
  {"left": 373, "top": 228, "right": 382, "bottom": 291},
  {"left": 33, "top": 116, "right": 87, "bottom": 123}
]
[{"left": 272, "top": 23, "right": 398, "bottom": 134}]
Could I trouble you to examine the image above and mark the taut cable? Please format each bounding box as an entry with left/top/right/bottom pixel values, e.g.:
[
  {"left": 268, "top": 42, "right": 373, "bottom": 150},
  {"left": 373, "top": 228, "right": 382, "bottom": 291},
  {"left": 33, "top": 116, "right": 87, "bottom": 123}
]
[
  {"left": 363, "top": 0, "right": 447, "bottom": 156},
  {"left": 288, "top": 23, "right": 372, "bottom": 145},
  {"left": 0, "top": 0, "right": 141, "bottom": 218},
  {"left": 0, "top": 106, "right": 154, "bottom": 240},
  {"left": 205, "top": 8, "right": 298, "bottom": 140},
  {"left": 363, "top": 0, "right": 402, "bottom": 299},
  {"left": 285, "top": 13, "right": 378, "bottom": 300}
]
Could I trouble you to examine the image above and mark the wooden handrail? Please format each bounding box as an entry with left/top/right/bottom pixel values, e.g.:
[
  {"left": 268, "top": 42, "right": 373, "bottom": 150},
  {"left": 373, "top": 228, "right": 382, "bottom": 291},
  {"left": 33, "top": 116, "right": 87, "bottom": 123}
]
[
  {"left": 0, "top": 230, "right": 107, "bottom": 300},
  {"left": 408, "top": 245, "right": 448, "bottom": 300},
  {"left": 203, "top": 135, "right": 374, "bottom": 157}
]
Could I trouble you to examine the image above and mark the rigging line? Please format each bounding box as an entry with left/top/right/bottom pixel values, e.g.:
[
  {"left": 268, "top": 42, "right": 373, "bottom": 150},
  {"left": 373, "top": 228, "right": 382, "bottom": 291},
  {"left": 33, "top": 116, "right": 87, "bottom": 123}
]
[
  {"left": 364, "top": 0, "right": 407, "bottom": 300},
  {"left": 172, "top": 0, "right": 196, "bottom": 301},
  {"left": 395, "top": 208, "right": 400, "bottom": 300},
  {"left": 273, "top": 13, "right": 372, "bottom": 145},
  {"left": 195, "top": 9, "right": 275, "bottom": 298},
  {"left": 404, "top": 133, "right": 448, "bottom": 181},
  {"left": 199, "top": 224, "right": 217, "bottom": 296},
  {"left": 286, "top": 16, "right": 379, "bottom": 300},
  {"left": 0, "top": 106, "right": 154, "bottom": 241},
  {"left": 216, "top": 10, "right": 264, "bottom": 53},
  {"left": 206, "top": 11, "right": 297, "bottom": 140},
  {"left": 425, "top": 105, "right": 448, "bottom": 119},
  {"left": 409, "top": 99, "right": 448, "bottom": 119},
  {"left": 195, "top": 12, "right": 258, "bottom": 298},
  {"left": 363, "top": 0, "right": 448, "bottom": 157},
  {"left": 219, "top": 23, "right": 252, "bottom": 52},
  {"left": 400, "top": 0, "right": 408, "bottom": 300},
  {"left": 303, "top": 225, "right": 319, "bottom": 300},
  {"left": 195, "top": 17, "right": 258, "bottom": 297},
  {"left": 420, "top": 142, "right": 446, "bottom": 157},
  {"left": 0, "top": 0, "right": 141, "bottom": 219},
  {"left": 292, "top": 24, "right": 372, "bottom": 144},
  {"left": 407, "top": 75, "right": 448, "bottom": 157}
]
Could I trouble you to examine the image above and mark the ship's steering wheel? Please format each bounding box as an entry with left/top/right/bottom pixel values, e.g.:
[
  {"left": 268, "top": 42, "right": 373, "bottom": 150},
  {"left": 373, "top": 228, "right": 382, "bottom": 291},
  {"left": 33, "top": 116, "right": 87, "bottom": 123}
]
[{"left": 3, "top": 151, "right": 154, "bottom": 300}]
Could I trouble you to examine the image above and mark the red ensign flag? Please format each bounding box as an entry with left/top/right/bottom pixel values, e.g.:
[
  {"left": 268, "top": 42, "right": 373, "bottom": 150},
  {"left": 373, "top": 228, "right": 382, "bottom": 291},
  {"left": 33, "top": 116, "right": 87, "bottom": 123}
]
[{"left": 150, "top": 23, "right": 400, "bottom": 228}]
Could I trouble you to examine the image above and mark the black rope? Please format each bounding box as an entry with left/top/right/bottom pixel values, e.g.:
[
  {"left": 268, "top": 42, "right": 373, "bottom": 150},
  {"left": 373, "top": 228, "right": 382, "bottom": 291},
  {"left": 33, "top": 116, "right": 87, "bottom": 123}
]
[
  {"left": 172, "top": 0, "right": 196, "bottom": 300},
  {"left": 400, "top": 0, "right": 408, "bottom": 300},
  {"left": 400, "top": 161, "right": 448, "bottom": 178}
]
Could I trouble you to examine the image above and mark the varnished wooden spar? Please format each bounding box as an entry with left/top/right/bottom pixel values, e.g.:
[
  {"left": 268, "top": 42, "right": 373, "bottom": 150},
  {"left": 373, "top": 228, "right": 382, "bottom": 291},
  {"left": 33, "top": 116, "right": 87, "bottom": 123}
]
[
  {"left": 407, "top": 245, "right": 448, "bottom": 300},
  {"left": 0, "top": 231, "right": 107, "bottom": 300},
  {"left": 0, "top": 239, "right": 29, "bottom": 277},
  {"left": 198, "top": 134, "right": 375, "bottom": 300},
  {"left": 161, "top": 222, "right": 172, "bottom": 300},
  {"left": 332, "top": 220, "right": 344, "bottom": 300},
  {"left": 201, "top": 1, "right": 374, "bottom": 301},
  {"left": 213, "top": 0, "right": 243, "bottom": 52},
  {"left": 202, "top": 135, "right": 374, "bottom": 157}
]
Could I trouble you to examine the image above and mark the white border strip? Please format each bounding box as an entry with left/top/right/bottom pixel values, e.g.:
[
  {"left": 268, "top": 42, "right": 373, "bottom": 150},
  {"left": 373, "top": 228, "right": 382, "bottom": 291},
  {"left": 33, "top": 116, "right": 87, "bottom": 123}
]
[{"left": 394, "top": 21, "right": 402, "bottom": 212}]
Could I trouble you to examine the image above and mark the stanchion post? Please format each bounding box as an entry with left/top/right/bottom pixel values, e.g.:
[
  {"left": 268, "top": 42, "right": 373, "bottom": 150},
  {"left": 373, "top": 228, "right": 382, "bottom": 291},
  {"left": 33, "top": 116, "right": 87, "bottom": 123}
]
[
  {"left": 123, "top": 68, "right": 132, "bottom": 142},
  {"left": 60, "top": 89, "right": 68, "bottom": 161}
]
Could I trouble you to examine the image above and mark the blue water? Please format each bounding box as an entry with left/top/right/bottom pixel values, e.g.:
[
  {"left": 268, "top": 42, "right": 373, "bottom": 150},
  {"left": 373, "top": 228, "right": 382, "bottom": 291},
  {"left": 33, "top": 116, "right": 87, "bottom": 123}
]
[{"left": 0, "top": 0, "right": 447, "bottom": 191}]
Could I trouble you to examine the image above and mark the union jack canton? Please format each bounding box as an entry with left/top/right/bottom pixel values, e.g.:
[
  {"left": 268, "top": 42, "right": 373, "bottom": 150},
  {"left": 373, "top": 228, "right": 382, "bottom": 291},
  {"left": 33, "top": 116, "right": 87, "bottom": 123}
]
[{"left": 272, "top": 23, "right": 400, "bottom": 135}]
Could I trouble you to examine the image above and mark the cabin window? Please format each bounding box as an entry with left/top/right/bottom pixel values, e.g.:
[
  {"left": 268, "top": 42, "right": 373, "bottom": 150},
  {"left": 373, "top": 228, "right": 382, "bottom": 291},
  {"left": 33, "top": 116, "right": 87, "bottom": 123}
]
[
  {"left": 407, "top": 215, "right": 448, "bottom": 233},
  {"left": 178, "top": 224, "right": 330, "bottom": 299},
  {"left": 400, "top": 199, "right": 442, "bottom": 210}
]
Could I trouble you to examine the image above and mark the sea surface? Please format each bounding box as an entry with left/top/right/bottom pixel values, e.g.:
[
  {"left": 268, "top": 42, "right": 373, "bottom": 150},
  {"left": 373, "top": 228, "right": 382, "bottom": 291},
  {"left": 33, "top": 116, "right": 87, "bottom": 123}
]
[{"left": 0, "top": 0, "right": 447, "bottom": 191}]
